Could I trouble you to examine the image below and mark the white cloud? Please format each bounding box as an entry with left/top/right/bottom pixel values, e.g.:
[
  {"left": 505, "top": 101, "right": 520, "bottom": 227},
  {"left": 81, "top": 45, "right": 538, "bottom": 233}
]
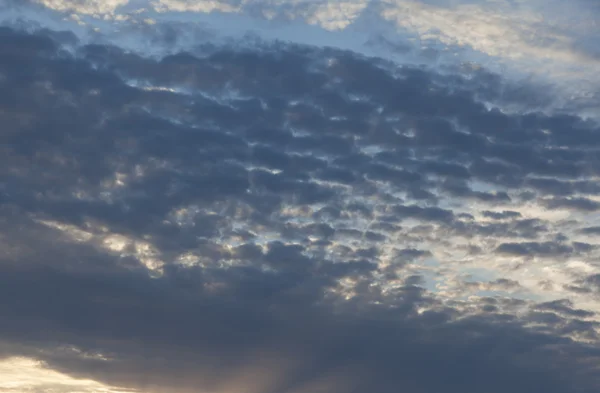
[
  {"left": 36, "top": 219, "right": 165, "bottom": 273},
  {"left": 151, "top": 0, "right": 240, "bottom": 14},
  {"left": 33, "top": 0, "right": 130, "bottom": 15},
  {"left": 380, "top": 0, "right": 597, "bottom": 69},
  {"left": 305, "top": 1, "right": 368, "bottom": 31},
  {"left": 0, "top": 357, "right": 133, "bottom": 393}
]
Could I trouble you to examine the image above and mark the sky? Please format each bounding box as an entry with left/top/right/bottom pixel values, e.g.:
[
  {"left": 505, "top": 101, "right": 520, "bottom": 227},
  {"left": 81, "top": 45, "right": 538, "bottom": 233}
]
[{"left": 1, "top": 0, "right": 600, "bottom": 392}]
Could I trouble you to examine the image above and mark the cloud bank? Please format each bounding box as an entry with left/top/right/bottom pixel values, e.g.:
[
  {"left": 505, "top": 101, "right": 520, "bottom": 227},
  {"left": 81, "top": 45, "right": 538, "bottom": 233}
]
[{"left": 1, "top": 1, "right": 600, "bottom": 392}]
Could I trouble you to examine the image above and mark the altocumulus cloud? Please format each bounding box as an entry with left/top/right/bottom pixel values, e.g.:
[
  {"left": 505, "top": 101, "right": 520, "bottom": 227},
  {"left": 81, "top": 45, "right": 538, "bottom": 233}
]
[{"left": 2, "top": 1, "right": 600, "bottom": 392}]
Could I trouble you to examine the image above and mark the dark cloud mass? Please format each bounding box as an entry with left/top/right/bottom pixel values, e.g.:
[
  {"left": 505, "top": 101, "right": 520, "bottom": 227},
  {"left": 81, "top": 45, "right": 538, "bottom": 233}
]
[{"left": 2, "top": 10, "right": 600, "bottom": 393}]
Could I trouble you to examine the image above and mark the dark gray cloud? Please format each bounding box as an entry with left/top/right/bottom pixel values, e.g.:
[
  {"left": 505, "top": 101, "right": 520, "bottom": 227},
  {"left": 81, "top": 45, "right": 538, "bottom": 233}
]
[
  {"left": 534, "top": 299, "right": 595, "bottom": 319},
  {"left": 496, "top": 241, "right": 577, "bottom": 257},
  {"left": 1, "top": 21, "right": 600, "bottom": 393},
  {"left": 580, "top": 226, "right": 600, "bottom": 235},
  {"left": 542, "top": 197, "right": 600, "bottom": 211},
  {"left": 1, "top": 218, "right": 598, "bottom": 393}
]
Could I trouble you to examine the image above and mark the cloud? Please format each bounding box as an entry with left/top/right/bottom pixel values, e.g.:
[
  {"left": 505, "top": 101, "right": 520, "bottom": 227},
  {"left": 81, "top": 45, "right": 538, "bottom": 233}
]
[
  {"left": 0, "top": 357, "right": 132, "bottom": 393},
  {"left": 534, "top": 299, "right": 595, "bottom": 319},
  {"left": 11, "top": 0, "right": 600, "bottom": 104},
  {"left": 482, "top": 210, "right": 522, "bottom": 220},
  {"left": 580, "top": 226, "right": 600, "bottom": 235},
  {"left": 495, "top": 242, "right": 576, "bottom": 257},
  {"left": 380, "top": 0, "right": 588, "bottom": 64},
  {"left": 33, "top": 0, "right": 129, "bottom": 15},
  {"left": 1, "top": 14, "right": 600, "bottom": 393},
  {"left": 542, "top": 197, "right": 600, "bottom": 211}
]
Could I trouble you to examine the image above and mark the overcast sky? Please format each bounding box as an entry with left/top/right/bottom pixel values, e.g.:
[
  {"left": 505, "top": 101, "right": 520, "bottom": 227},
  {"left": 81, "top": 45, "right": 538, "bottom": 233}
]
[{"left": 1, "top": 1, "right": 600, "bottom": 392}]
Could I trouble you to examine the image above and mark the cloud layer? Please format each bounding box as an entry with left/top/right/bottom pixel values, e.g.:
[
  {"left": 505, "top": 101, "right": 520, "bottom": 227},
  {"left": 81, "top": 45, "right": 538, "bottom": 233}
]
[{"left": 2, "top": 1, "right": 600, "bottom": 392}]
